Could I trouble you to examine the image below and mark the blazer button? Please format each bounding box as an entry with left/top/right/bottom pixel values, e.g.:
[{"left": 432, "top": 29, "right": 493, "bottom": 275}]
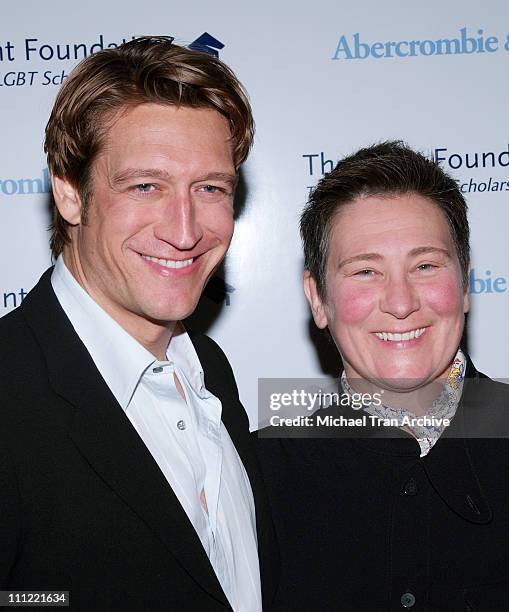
[
  {"left": 400, "top": 592, "right": 416, "bottom": 608},
  {"left": 403, "top": 478, "right": 418, "bottom": 496}
]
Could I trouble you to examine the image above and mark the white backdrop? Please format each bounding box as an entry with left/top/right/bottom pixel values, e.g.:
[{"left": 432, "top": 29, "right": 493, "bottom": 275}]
[{"left": 1, "top": 0, "right": 508, "bottom": 426}]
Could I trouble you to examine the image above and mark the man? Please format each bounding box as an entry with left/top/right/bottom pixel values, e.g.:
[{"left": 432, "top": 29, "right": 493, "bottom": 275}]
[
  {"left": 257, "top": 141, "right": 509, "bottom": 610},
  {"left": 0, "top": 37, "right": 278, "bottom": 611}
]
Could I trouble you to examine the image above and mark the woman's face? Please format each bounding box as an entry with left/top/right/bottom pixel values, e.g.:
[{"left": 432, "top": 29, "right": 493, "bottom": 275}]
[{"left": 304, "top": 193, "right": 469, "bottom": 392}]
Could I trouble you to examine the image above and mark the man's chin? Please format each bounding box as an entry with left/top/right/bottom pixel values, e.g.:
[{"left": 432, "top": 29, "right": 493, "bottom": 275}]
[{"left": 139, "top": 300, "right": 201, "bottom": 327}]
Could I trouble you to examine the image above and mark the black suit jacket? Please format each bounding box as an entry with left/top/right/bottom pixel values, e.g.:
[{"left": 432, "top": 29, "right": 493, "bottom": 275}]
[
  {"left": 0, "top": 269, "right": 279, "bottom": 611},
  {"left": 257, "top": 362, "right": 509, "bottom": 611}
]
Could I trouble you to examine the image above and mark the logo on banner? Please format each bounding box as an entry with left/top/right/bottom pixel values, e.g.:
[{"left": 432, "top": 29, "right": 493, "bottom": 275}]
[
  {"left": 0, "top": 34, "right": 140, "bottom": 88},
  {"left": 301, "top": 146, "right": 509, "bottom": 197},
  {"left": 189, "top": 33, "right": 224, "bottom": 57},
  {"left": 331, "top": 28, "right": 509, "bottom": 61},
  {"left": 469, "top": 269, "right": 507, "bottom": 294},
  {"left": 0, "top": 32, "right": 224, "bottom": 88},
  {"left": 302, "top": 152, "right": 336, "bottom": 194},
  {"left": 0, "top": 168, "right": 50, "bottom": 195},
  {"left": 434, "top": 145, "right": 509, "bottom": 194},
  {"left": 2, "top": 288, "right": 28, "bottom": 311}
]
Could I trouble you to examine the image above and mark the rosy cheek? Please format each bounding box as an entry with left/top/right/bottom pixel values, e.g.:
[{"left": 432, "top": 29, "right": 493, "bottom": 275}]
[
  {"left": 333, "top": 284, "right": 377, "bottom": 325},
  {"left": 422, "top": 276, "right": 464, "bottom": 315}
]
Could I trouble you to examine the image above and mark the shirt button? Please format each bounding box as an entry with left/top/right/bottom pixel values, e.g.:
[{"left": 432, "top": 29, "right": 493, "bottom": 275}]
[
  {"left": 403, "top": 478, "right": 418, "bottom": 496},
  {"left": 400, "top": 592, "right": 416, "bottom": 608},
  {"left": 177, "top": 419, "right": 186, "bottom": 431},
  {"left": 152, "top": 366, "right": 164, "bottom": 374}
]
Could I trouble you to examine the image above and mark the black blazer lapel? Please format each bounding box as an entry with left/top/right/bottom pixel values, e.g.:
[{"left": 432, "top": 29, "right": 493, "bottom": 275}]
[
  {"left": 422, "top": 358, "right": 493, "bottom": 524},
  {"left": 21, "top": 269, "right": 230, "bottom": 608}
]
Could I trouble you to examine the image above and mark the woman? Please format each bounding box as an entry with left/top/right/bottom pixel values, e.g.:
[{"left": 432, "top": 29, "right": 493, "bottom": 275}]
[{"left": 257, "top": 141, "right": 509, "bottom": 611}]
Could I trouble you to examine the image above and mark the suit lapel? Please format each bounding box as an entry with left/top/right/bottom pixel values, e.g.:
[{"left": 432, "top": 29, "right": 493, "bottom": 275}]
[{"left": 21, "top": 269, "right": 230, "bottom": 608}]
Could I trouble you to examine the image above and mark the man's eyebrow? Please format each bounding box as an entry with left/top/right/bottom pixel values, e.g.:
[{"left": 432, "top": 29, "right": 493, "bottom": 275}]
[
  {"left": 111, "top": 169, "right": 237, "bottom": 186},
  {"left": 193, "top": 172, "right": 238, "bottom": 187},
  {"left": 337, "top": 253, "right": 383, "bottom": 270},
  {"left": 112, "top": 168, "right": 172, "bottom": 183}
]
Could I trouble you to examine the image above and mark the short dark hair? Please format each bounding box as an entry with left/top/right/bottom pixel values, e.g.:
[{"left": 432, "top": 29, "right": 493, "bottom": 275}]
[
  {"left": 300, "top": 140, "right": 470, "bottom": 297},
  {"left": 45, "top": 36, "right": 254, "bottom": 257}
]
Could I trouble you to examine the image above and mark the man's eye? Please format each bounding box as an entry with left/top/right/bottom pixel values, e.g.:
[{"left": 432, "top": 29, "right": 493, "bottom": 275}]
[
  {"left": 135, "top": 183, "right": 155, "bottom": 193},
  {"left": 201, "top": 185, "right": 222, "bottom": 193}
]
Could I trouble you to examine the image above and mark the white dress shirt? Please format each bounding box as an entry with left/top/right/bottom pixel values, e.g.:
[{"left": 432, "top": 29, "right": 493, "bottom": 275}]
[{"left": 51, "top": 256, "right": 262, "bottom": 612}]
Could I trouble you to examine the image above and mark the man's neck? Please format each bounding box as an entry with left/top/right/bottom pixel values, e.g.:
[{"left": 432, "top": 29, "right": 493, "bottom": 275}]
[{"left": 62, "top": 251, "right": 175, "bottom": 361}]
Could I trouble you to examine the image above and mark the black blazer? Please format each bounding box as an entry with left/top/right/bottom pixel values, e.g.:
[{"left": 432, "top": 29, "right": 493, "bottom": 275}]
[
  {"left": 0, "top": 269, "right": 279, "bottom": 611},
  {"left": 257, "top": 363, "right": 509, "bottom": 611}
]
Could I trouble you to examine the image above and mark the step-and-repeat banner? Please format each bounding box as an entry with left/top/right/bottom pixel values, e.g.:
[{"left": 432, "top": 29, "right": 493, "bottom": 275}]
[{"left": 1, "top": 0, "right": 507, "bottom": 425}]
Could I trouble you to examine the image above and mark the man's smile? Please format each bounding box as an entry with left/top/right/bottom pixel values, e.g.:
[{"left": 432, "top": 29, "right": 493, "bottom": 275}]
[{"left": 140, "top": 254, "right": 195, "bottom": 269}]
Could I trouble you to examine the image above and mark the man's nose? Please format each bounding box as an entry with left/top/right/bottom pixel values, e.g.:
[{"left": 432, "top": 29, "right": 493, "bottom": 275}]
[
  {"left": 379, "top": 275, "right": 420, "bottom": 319},
  {"left": 154, "top": 192, "right": 203, "bottom": 250}
]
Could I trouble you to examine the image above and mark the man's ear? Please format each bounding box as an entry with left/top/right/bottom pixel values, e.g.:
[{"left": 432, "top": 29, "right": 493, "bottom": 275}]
[
  {"left": 303, "top": 270, "right": 328, "bottom": 329},
  {"left": 51, "top": 175, "right": 83, "bottom": 226},
  {"left": 463, "top": 264, "right": 471, "bottom": 314}
]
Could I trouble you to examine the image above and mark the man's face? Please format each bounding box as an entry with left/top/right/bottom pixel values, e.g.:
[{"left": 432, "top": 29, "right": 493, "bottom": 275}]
[
  {"left": 304, "top": 193, "right": 469, "bottom": 391},
  {"left": 63, "top": 103, "right": 236, "bottom": 332}
]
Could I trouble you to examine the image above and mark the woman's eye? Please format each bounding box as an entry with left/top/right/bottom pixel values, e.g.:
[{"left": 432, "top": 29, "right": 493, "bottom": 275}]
[
  {"left": 354, "top": 269, "right": 375, "bottom": 277},
  {"left": 417, "top": 263, "right": 437, "bottom": 271}
]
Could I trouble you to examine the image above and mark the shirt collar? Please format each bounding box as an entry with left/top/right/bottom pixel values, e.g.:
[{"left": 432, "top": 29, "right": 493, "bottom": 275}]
[
  {"left": 50, "top": 256, "right": 207, "bottom": 408},
  {"left": 167, "top": 323, "right": 209, "bottom": 399}
]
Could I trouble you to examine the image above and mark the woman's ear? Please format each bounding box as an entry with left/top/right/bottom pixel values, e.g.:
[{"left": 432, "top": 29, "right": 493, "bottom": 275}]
[
  {"left": 303, "top": 270, "right": 328, "bottom": 329},
  {"left": 463, "top": 264, "right": 471, "bottom": 314}
]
